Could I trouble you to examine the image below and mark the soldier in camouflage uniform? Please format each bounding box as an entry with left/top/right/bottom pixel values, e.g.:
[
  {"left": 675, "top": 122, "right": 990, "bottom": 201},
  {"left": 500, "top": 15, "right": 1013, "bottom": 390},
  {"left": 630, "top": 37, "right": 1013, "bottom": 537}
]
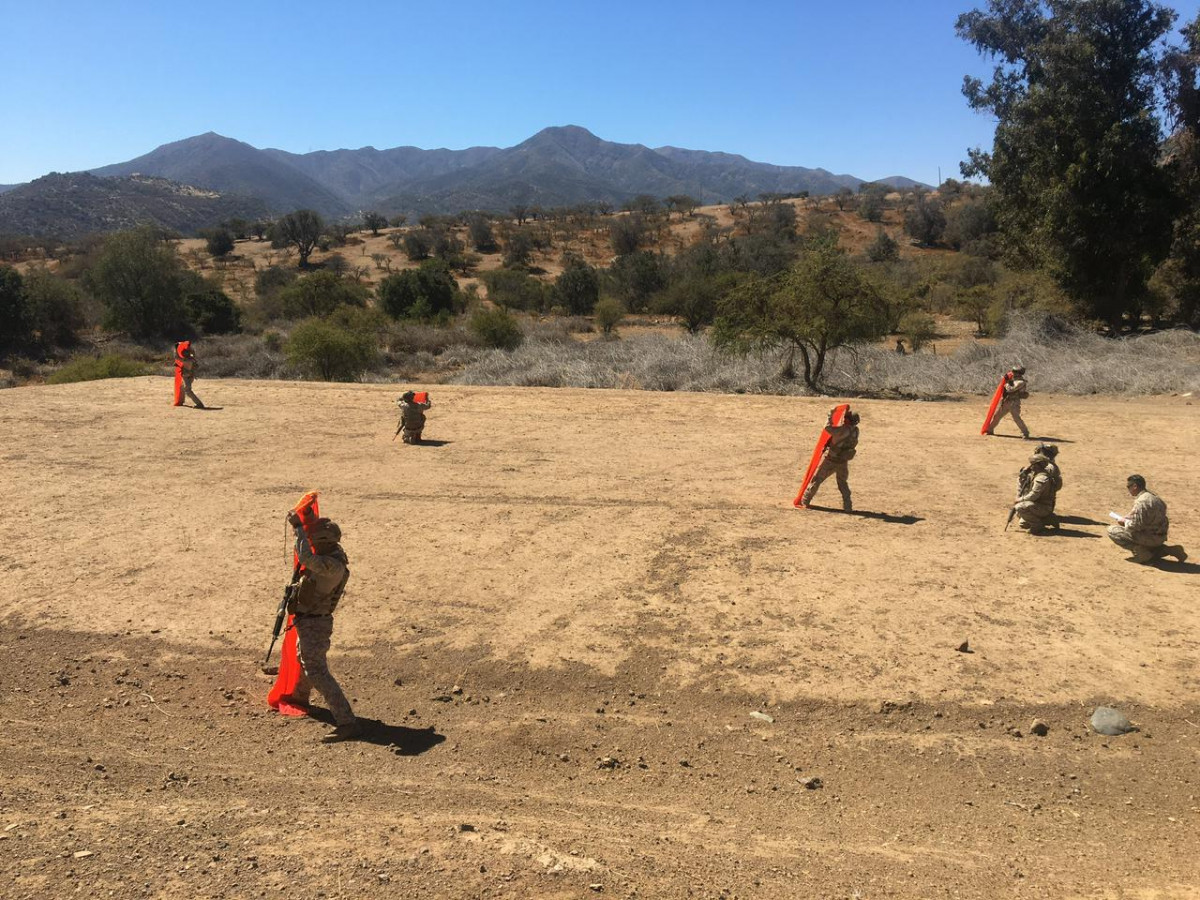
[
  {"left": 1013, "top": 455, "right": 1058, "bottom": 534},
  {"left": 178, "top": 344, "right": 205, "bottom": 409},
  {"left": 285, "top": 511, "right": 361, "bottom": 742},
  {"left": 1107, "top": 475, "right": 1188, "bottom": 564},
  {"left": 801, "top": 407, "right": 860, "bottom": 511},
  {"left": 396, "top": 390, "right": 432, "bottom": 444},
  {"left": 986, "top": 365, "right": 1029, "bottom": 439}
]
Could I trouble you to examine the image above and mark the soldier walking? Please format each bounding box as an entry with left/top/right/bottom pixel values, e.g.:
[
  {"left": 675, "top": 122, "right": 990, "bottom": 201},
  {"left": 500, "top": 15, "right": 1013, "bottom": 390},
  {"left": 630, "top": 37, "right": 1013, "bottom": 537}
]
[
  {"left": 176, "top": 342, "right": 206, "bottom": 409},
  {"left": 285, "top": 510, "right": 362, "bottom": 742},
  {"left": 800, "top": 407, "right": 860, "bottom": 511},
  {"left": 986, "top": 366, "right": 1029, "bottom": 438}
]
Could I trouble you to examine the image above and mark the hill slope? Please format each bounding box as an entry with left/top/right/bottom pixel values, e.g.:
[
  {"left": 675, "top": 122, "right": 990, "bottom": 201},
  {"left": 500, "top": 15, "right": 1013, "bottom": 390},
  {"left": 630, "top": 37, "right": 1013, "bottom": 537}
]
[
  {"left": 0, "top": 172, "right": 269, "bottom": 239},
  {"left": 91, "top": 132, "right": 352, "bottom": 216}
]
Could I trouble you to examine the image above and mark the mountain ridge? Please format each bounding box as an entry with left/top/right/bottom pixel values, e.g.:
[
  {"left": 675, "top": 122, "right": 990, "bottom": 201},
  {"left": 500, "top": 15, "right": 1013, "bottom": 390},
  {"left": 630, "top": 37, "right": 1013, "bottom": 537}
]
[{"left": 2, "top": 126, "right": 932, "bottom": 236}]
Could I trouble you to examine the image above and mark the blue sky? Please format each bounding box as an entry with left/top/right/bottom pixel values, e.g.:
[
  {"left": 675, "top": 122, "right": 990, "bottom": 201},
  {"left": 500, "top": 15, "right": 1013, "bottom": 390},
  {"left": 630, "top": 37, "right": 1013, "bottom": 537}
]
[{"left": 2, "top": 0, "right": 1199, "bottom": 185}]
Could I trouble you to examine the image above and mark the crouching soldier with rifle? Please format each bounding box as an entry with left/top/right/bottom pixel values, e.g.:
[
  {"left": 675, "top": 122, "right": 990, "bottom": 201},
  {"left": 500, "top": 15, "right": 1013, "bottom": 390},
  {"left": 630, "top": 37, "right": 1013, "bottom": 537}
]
[
  {"left": 280, "top": 511, "right": 361, "bottom": 743},
  {"left": 1009, "top": 455, "right": 1058, "bottom": 534}
]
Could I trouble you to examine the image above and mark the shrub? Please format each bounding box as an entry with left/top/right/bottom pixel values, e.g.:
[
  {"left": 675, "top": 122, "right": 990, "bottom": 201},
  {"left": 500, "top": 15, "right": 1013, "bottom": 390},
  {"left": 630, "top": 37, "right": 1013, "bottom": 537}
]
[
  {"left": 482, "top": 267, "right": 551, "bottom": 311},
  {"left": 205, "top": 228, "right": 235, "bottom": 258},
  {"left": 47, "top": 353, "right": 151, "bottom": 384},
  {"left": 378, "top": 260, "right": 460, "bottom": 319},
  {"left": 185, "top": 286, "right": 241, "bottom": 335},
  {"left": 470, "top": 307, "right": 524, "bottom": 350},
  {"left": 285, "top": 317, "right": 376, "bottom": 381},
  {"left": 0, "top": 265, "right": 31, "bottom": 353},
  {"left": 554, "top": 259, "right": 600, "bottom": 315},
  {"left": 22, "top": 267, "right": 87, "bottom": 347},
  {"left": 278, "top": 271, "right": 368, "bottom": 319},
  {"left": 594, "top": 297, "right": 624, "bottom": 336},
  {"left": 899, "top": 311, "right": 938, "bottom": 351}
]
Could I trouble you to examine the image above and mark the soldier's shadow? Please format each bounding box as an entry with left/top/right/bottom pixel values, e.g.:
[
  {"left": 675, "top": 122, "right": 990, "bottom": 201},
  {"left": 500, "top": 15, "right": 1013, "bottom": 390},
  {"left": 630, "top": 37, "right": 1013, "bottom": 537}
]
[
  {"left": 808, "top": 506, "right": 924, "bottom": 525},
  {"left": 307, "top": 707, "right": 446, "bottom": 755},
  {"left": 1058, "top": 514, "right": 1106, "bottom": 526},
  {"left": 1145, "top": 560, "right": 1200, "bottom": 575},
  {"left": 415, "top": 440, "right": 452, "bottom": 447}
]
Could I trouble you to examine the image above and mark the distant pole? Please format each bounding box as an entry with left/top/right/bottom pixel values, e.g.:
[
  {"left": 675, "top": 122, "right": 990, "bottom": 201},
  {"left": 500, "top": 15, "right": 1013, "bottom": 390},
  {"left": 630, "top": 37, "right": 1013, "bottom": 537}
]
[{"left": 937, "top": 166, "right": 942, "bottom": 187}]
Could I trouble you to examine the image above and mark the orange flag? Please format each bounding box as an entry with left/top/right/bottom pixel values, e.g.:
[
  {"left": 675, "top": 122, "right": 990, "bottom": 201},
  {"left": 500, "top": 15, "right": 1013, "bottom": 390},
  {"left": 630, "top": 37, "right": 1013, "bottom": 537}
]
[
  {"left": 172, "top": 341, "right": 190, "bottom": 406},
  {"left": 267, "top": 492, "right": 321, "bottom": 717},
  {"left": 794, "top": 404, "right": 849, "bottom": 508}
]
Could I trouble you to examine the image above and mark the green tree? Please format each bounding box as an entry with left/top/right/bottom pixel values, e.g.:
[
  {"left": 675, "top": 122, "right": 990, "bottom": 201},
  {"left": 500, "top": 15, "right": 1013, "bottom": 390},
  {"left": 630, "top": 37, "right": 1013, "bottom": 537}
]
[
  {"left": 277, "top": 271, "right": 368, "bottom": 319},
  {"left": 285, "top": 317, "right": 376, "bottom": 381},
  {"left": 712, "top": 238, "right": 888, "bottom": 390},
  {"left": 481, "top": 268, "right": 551, "bottom": 312},
  {"left": 0, "top": 266, "right": 30, "bottom": 353},
  {"left": 363, "top": 212, "right": 388, "bottom": 236},
  {"left": 204, "top": 228, "right": 235, "bottom": 258},
  {"left": 21, "top": 267, "right": 86, "bottom": 347},
  {"left": 503, "top": 229, "right": 536, "bottom": 268},
  {"left": 899, "top": 310, "right": 938, "bottom": 351},
  {"left": 377, "top": 259, "right": 460, "bottom": 319},
  {"left": 609, "top": 215, "right": 646, "bottom": 256},
  {"left": 865, "top": 228, "right": 900, "bottom": 263},
  {"left": 468, "top": 215, "right": 498, "bottom": 252},
  {"left": 903, "top": 194, "right": 946, "bottom": 246},
  {"left": 470, "top": 307, "right": 524, "bottom": 350},
  {"left": 276, "top": 209, "right": 324, "bottom": 267},
  {"left": 403, "top": 229, "right": 434, "bottom": 261},
  {"left": 593, "top": 297, "right": 624, "bottom": 336},
  {"left": 86, "top": 227, "right": 187, "bottom": 338},
  {"left": 957, "top": 0, "right": 1176, "bottom": 327},
  {"left": 553, "top": 257, "right": 600, "bottom": 314},
  {"left": 606, "top": 250, "right": 664, "bottom": 312}
]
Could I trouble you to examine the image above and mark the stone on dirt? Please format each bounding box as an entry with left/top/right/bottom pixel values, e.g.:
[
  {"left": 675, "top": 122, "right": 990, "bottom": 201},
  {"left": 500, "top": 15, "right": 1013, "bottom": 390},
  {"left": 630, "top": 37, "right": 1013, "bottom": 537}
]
[{"left": 1090, "top": 707, "right": 1134, "bottom": 736}]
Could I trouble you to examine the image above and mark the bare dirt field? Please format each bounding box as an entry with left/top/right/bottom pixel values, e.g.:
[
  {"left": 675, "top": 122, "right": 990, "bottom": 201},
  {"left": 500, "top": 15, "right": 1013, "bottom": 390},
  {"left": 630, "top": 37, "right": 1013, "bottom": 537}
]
[{"left": 2, "top": 378, "right": 1198, "bottom": 899}]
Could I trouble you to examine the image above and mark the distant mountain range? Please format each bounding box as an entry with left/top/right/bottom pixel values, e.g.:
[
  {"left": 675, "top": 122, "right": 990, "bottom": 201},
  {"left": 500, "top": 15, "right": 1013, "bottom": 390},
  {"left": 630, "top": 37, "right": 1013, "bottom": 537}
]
[{"left": 0, "top": 125, "right": 928, "bottom": 238}]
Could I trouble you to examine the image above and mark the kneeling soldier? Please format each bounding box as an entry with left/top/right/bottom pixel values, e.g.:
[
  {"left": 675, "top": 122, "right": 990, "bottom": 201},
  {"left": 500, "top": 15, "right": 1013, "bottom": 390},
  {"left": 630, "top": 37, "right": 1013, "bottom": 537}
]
[
  {"left": 1013, "top": 455, "right": 1058, "bottom": 534},
  {"left": 1108, "top": 475, "right": 1187, "bottom": 564}
]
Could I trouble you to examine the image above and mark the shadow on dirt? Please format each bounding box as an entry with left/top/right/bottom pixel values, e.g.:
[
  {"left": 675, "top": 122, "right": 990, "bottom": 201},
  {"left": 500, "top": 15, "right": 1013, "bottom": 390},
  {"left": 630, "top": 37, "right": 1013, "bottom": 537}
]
[
  {"left": 1144, "top": 560, "right": 1200, "bottom": 575},
  {"left": 414, "top": 440, "right": 452, "bottom": 447},
  {"left": 807, "top": 506, "right": 924, "bottom": 525},
  {"left": 1058, "top": 515, "right": 1106, "bottom": 526},
  {"left": 990, "top": 433, "right": 1075, "bottom": 443},
  {"left": 306, "top": 707, "right": 446, "bottom": 755}
]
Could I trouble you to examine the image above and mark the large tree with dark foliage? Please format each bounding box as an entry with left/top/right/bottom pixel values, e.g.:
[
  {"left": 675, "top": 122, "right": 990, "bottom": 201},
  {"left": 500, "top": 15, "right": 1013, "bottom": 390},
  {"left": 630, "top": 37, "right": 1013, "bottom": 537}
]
[{"left": 957, "top": 0, "right": 1177, "bottom": 327}]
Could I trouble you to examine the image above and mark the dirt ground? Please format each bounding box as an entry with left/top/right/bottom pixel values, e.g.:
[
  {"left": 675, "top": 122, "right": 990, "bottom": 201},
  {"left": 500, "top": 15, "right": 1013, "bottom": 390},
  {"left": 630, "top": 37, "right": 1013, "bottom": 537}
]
[{"left": 3, "top": 378, "right": 1199, "bottom": 899}]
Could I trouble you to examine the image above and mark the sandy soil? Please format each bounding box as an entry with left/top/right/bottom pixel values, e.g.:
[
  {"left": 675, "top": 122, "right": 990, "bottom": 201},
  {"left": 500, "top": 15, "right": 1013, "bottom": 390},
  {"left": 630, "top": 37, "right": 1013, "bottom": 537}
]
[{"left": 3, "top": 379, "right": 1198, "bottom": 899}]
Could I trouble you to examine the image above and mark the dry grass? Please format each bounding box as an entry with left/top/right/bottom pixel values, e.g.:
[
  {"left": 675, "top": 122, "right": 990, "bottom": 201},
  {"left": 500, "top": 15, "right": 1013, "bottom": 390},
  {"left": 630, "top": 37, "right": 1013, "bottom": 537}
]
[{"left": 452, "top": 316, "right": 1200, "bottom": 397}]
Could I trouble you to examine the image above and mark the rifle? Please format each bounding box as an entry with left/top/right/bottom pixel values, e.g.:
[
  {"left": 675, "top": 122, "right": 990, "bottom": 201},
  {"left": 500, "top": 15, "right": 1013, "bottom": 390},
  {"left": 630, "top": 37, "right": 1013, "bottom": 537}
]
[
  {"left": 392, "top": 420, "right": 403, "bottom": 442},
  {"left": 263, "top": 568, "right": 301, "bottom": 667},
  {"left": 1005, "top": 467, "right": 1034, "bottom": 532}
]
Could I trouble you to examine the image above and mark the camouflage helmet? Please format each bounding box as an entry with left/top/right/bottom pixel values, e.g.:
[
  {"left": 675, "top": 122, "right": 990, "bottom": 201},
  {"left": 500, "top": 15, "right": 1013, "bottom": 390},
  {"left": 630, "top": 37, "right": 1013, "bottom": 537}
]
[
  {"left": 1033, "top": 443, "right": 1058, "bottom": 459},
  {"left": 401, "top": 390, "right": 416, "bottom": 402},
  {"left": 845, "top": 411, "right": 860, "bottom": 425},
  {"left": 1028, "top": 455, "right": 1048, "bottom": 468},
  {"left": 1012, "top": 365, "right": 1026, "bottom": 375},
  {"left": 309, "top": 517, "right": 342, "bottom": 550}
]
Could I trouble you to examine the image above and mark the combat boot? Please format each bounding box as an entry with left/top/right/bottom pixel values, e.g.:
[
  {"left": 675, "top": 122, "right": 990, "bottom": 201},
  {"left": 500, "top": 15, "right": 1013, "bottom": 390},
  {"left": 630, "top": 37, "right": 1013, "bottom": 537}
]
[{"left": 321, "top": 720, "right": 364, "bottom": 744}]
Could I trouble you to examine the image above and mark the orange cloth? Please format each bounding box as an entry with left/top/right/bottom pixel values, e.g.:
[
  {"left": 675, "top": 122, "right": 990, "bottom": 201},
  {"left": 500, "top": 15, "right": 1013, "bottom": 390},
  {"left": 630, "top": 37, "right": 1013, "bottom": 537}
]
[
  {"left": 267, "top": 492, "right": 321, "bottom": 716},
  {"left": 794, "top": 404, "right": 849, "bottom": 508}
]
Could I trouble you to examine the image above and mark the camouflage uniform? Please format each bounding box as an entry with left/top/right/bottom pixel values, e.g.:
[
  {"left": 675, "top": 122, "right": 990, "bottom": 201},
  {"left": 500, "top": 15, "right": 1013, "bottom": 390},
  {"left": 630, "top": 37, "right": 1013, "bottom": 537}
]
[
  {"left": 288, "top": 523, "right": 355, "bottom": 726},
  {"left": 987, "top": 372, "right": 1029, "bottom": 438},
  {"left": 397, "top": 395, "right": 432, "bottom": 444},
  {"left": 1014, "top": 458, "right": 1057, "bottom": 532},
  {"left": 1108, "top": 489, "right": 1187, "bottom": 563},
  {"left": 801, "top": 413, "right": 859, "bottom": 511},
  {"left": 179, "top": 352, "right": 205, "bottom": 408}
]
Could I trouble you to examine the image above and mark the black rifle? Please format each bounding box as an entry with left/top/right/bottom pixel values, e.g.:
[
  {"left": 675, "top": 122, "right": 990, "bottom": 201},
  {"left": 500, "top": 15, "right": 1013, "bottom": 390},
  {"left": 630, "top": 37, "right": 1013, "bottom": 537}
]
[
  {"left": 263, "top": 566, "right": 301, "bottom": 667},
  {"left": 1005, "top": 467, "right": 1034, "bottom": 531}
]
